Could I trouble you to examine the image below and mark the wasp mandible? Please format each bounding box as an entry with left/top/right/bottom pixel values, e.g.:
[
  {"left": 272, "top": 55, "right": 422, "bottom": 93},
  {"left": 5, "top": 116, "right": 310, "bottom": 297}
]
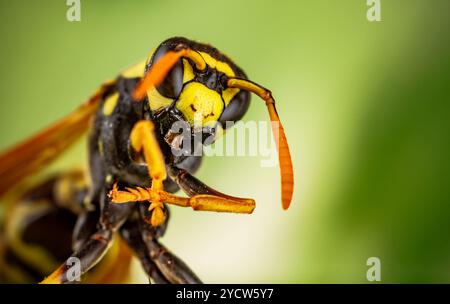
[{"left": 0, "top": 37, "right": 294, "bottom": 283}]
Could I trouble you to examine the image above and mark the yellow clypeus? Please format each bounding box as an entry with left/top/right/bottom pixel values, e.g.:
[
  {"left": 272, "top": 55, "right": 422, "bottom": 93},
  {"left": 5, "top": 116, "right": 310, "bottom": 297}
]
[{"left": 176, "top": 82, "right": 224, "bottom": 126}]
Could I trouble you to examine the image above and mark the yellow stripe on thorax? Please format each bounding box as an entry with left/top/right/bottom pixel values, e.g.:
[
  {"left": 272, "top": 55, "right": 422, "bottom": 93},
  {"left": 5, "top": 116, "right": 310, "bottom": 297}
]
[
  {"left": 120, "top": 50, "right": 154, "bottom": 79},
  {"left": 102, "top": 92, "right": 119, "bottom": 116},
  {"left": 120, "top": 59, "right": 147, "bottom": 79}
]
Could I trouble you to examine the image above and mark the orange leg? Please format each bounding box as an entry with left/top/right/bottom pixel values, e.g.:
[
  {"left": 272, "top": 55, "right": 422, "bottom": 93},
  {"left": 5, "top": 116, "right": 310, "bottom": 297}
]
[
  {"left": 126, "top": 120, "right": 167, "bottom": 227},
  {"left": 109, "top": 183, "right": 255, "bottom": 214},
  {"left": 109, "top": 120, "right": 255, "bottom": 225}
]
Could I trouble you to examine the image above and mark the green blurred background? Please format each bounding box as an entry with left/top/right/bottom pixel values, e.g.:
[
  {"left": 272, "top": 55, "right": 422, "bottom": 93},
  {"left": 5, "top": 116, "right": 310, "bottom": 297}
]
[{"left": 1, "top": 0, "right": 450, "bottom": 283}]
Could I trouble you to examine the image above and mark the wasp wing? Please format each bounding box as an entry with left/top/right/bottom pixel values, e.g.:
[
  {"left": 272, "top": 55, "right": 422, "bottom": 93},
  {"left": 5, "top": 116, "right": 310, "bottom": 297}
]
[{"left": 0, "top": 83, "right": 113, "bottom": 197}]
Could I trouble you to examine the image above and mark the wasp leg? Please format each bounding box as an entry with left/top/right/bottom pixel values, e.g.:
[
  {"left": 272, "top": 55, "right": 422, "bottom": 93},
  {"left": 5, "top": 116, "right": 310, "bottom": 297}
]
[
  {"left": 145, "top": 238, "right": 202, "bottom": 284},
  {"left": 168, "top": 166, "right": 256, "bottom": 212},
  {"left": 120, "top": 210, "right": 169, "bottom": 284},
  {"left": 169, "top": 166, "right": 240, "bottom": 198},
  {"left": 41, "top": 190, "right": 134, "bottom": 284},
  {"left": 54, "top": 172, "right": 99, "bottom": 253},
  {"left": 119, "top": 205, "right": 201, "bottom": 284},
  {"left": 129, "top": 120, "right": 166, "bottom": 191},
  {"left": 110, "top": 183, "right": 255, "bottom": 214},
  {"left": 109, "top": 120, "right": 255, "bottom": 218},
  {"left": 71, "top": 211, "right": 99, "bottom": 252},
  {"left": 46, "top": 169, "right": 98, "bottom": 252},
  {"left": 111, "top": 120, "right": 167, "bottom": 227},
  {"left": 137, "top": 205, "right": 202, "bottom": 284},
  {"left": 40, "top": 228, "right": 113, "bottom": 284}
]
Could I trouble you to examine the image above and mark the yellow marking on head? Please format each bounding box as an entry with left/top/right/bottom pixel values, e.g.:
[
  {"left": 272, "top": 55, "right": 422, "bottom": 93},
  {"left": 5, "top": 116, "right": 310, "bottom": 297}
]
[
  {"left": 147, "top": 87, "right": 174, "bottom": 112},
  {"left": 197, "top": 52, "right": 240, "bottom": 105},
  {"left": 176, "top": 82, "right": 224, "bottom": 126},
  {"left": 103, "top": 92, "right": 119, "bottom": 116},
  {"left": 120, "top": 60, "right": 147, "bottom": 78},
  {"left": 199, "top": 52, "right": 235, "bottom": 77},
  {"left": 182, "top": 59, "right": 195, "bottom": 83},
  {"left": 222, "top": 88, "right": 240, "bottom": 106}
]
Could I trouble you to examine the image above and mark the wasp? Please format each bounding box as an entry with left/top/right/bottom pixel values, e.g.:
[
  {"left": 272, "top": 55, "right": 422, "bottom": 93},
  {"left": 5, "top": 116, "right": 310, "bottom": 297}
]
[{"left": 0, "top": 37, "right": 294, "bottom": 284}]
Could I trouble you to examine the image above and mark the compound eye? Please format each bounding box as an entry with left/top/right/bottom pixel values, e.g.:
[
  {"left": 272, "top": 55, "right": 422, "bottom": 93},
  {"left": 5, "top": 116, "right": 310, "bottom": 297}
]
[
  {"left": 148, "top": 45, "right": 184, "bottom": 99},
  {"left": 218, "top": 90, "right": 250, "bottom": 127}
]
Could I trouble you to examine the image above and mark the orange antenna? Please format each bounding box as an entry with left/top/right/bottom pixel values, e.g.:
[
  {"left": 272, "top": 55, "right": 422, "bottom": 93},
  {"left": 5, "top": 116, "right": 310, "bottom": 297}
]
[
  {"left": 133, "top": 47, "right": 206, "bottom": 100},
  {"left": 227, "top": 78, "right": 294, "bottom": 210}
]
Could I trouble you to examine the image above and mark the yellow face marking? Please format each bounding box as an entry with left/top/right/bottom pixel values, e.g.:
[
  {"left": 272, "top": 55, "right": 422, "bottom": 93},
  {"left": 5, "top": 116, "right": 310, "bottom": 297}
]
[
  {"left": 182, "top": 59, "right": 195, "bottom": 84},
  {"left": 147, "top": 87, "right": 174, "bottom": 112},
  {"left": 198, "top": 52, "right": 240, "bottom": 106},
  {"left": 199, "top": 52, "right": 235, "bottom": 77},
  {"left": 142, "top": 50, "right": 239, "bottom": 114},
  {"left": 222, "top": 87, "right": 240, "bottom": 106},
  {"left": 102, "top": 92, "right": 119, "bottom": 116},
  {"left": 176, "top": 82, "right": 224, "bottom": 126}
]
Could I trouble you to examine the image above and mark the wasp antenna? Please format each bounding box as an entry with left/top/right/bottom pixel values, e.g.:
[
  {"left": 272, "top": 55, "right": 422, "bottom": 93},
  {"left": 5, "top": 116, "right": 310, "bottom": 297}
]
[
  {"left": 133, "top": 48, "right": 206, "bottom": 101},
  {"left": 227, "top": 78, "right": 294, "bottom": 210}
]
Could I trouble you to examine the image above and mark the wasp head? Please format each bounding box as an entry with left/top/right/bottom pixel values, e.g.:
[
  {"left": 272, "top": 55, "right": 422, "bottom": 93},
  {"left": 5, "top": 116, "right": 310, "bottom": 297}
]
[{"left": 138, "top": 37, "right": 251, "bottom": 149}]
